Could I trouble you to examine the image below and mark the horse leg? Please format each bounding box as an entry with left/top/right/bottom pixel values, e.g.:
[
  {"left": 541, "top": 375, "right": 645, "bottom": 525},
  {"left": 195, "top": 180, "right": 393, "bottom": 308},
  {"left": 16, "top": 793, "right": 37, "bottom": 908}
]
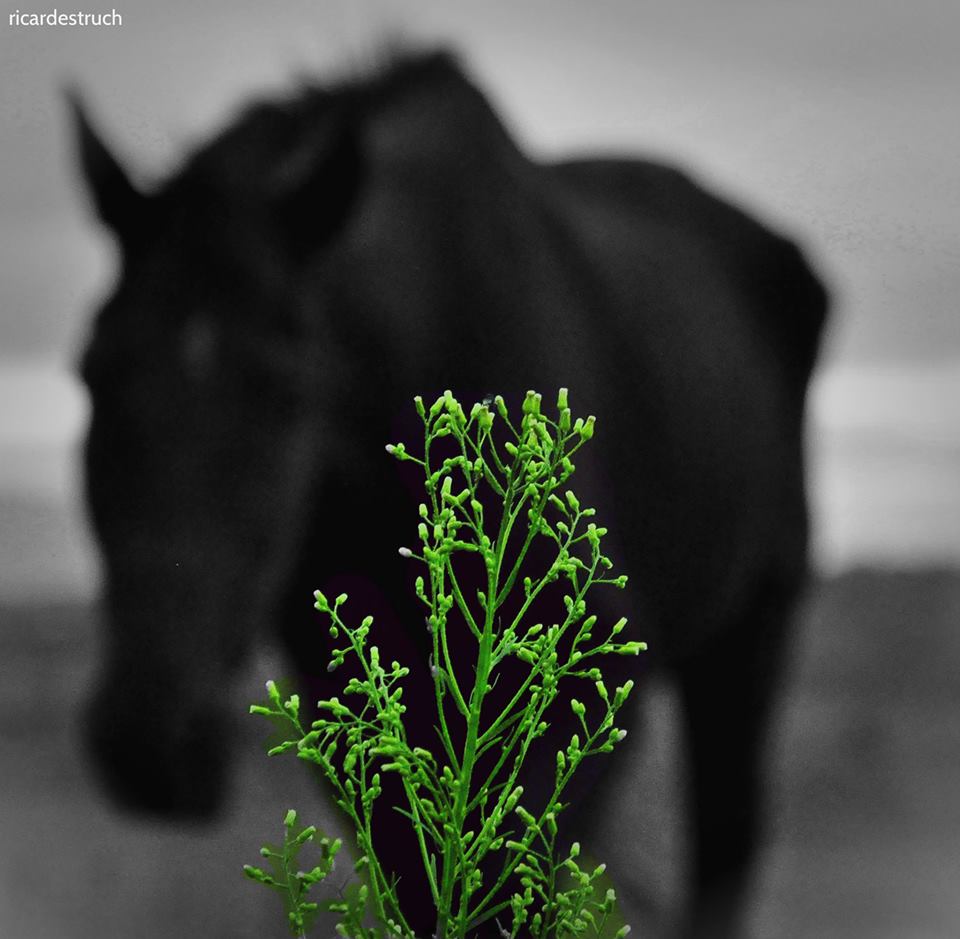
[{"left": 674, "top": 575, "right": 800, "bottom": 939}]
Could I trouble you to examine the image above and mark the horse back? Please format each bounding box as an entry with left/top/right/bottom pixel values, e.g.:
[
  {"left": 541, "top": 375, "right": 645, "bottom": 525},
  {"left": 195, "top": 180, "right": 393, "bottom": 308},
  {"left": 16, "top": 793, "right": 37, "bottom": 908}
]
[{"left": 550, "top": 157, "right": 827, "bottom": 382}]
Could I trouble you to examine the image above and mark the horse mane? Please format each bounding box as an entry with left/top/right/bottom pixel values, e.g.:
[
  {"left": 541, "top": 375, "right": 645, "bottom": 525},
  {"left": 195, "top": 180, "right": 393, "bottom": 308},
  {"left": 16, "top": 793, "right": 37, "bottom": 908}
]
[{"left": 176, "top": 49, "right": 520, "bottom": 195}]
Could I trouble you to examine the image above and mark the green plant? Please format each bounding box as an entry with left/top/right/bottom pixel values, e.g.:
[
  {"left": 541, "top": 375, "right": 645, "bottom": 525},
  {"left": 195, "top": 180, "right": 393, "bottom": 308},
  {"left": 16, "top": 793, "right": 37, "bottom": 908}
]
[{"left": 245, "top": 389, "right": 644, "bottom": 939}]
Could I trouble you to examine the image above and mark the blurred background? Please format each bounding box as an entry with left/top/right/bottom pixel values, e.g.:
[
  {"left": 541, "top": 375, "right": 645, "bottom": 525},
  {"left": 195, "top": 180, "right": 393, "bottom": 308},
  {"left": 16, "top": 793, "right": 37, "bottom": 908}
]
[{"left": 1, "top": 1, "right": 958, "bottom": 937}]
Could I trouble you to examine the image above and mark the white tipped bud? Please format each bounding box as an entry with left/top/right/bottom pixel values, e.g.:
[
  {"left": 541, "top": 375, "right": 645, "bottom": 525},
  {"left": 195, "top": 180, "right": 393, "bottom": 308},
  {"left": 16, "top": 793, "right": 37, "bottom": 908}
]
[{"left": 398, "top": 547, "right": 413, "bottom": 558}]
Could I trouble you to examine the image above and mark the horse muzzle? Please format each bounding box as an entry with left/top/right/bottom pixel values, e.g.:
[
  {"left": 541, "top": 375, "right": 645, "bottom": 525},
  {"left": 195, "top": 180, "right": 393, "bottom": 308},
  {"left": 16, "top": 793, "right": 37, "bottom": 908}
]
[{"left": 84, "top": 673, "right": 232, "bottom": 820}]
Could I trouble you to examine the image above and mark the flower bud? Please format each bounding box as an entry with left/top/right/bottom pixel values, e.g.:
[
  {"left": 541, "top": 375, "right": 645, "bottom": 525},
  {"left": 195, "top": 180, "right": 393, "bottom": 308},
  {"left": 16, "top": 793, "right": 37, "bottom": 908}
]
[
  {"left": 614, "top": 679, "right": 635, "bottom": 706},
  {"left": 504, "top": 786, "right": 524, "bottom": 813},
  {"left": 515, "top": 805, "right": 537, "bottom": 827}
]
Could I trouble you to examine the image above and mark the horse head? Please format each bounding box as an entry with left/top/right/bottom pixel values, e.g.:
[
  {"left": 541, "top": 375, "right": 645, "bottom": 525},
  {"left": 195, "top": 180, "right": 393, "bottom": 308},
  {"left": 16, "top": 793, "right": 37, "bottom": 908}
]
[{"left": 71, "top": 91, "right": 363, "bottom": 817}]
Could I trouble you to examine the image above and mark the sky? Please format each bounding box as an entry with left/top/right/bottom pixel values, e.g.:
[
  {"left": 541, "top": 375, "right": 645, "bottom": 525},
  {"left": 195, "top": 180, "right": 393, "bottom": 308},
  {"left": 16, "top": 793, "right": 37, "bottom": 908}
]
[{"left": 0, "top": 0, "right": 958, "bottom": 585}]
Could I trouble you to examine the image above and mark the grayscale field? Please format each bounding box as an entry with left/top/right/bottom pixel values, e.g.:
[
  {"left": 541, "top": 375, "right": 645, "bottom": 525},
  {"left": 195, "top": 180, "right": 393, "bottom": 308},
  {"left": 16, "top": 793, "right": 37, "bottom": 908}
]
[{"left": 2, "top": 568, "right": 958, "bottom": 938}]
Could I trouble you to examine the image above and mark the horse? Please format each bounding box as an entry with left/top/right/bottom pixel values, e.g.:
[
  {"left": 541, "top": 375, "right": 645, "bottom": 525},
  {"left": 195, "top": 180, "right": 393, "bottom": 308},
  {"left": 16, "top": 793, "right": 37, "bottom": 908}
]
[{"left": 71, "top": 49, "right": 827, "bottom": 938}]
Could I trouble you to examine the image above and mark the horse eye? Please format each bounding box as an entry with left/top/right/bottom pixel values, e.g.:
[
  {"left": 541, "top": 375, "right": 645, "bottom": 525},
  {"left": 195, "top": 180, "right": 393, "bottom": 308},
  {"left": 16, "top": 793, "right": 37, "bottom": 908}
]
[{"left": 181, "top": 316, "right": 219, "bottom": 380}]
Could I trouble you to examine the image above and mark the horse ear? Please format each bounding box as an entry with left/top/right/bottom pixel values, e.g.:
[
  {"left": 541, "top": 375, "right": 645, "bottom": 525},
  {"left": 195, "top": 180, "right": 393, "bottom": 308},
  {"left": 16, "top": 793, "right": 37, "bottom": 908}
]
[
  {"left": 67, "top": 88, "right": 144, "bottom": 235},
  {"left": 273, "top": 120, "right": 363, "bottom": 261}
]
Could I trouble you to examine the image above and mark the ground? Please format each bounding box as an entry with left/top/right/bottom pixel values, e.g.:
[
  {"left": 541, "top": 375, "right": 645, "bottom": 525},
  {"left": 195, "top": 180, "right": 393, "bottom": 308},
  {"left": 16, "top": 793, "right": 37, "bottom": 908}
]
[{"left": 1, "top": 569, "right": 958, "bottom": 938}]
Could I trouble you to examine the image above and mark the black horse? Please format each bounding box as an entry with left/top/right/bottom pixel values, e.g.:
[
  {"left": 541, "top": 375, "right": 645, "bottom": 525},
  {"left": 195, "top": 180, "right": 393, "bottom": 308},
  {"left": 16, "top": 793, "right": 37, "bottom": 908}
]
[{"left": 72, "top": 50, "right": 827, "bottom": 938}]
